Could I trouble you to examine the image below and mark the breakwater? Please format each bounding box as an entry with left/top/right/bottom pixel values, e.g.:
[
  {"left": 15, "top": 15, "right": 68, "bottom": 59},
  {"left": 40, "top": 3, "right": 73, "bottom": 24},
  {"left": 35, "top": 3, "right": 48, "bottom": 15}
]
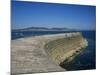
[{"left": 11, "top": 32, "right": 88, "bottom": 74}]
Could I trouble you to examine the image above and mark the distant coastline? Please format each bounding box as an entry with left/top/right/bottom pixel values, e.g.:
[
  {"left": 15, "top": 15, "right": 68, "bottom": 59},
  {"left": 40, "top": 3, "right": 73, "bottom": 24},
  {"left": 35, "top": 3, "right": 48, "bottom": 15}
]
[
  {"left": 12, "top": 27, "right": 96, "bottom": 32},
  {"left": 12, "top": 27, "right": 76, "bottom": 32}
]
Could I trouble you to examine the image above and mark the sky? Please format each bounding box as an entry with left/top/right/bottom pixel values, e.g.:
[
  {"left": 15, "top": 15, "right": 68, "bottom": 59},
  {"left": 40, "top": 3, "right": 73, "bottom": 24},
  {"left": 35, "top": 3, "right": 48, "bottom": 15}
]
[{"left": 11, "top": 1, "right": 96, "bottom": 30}]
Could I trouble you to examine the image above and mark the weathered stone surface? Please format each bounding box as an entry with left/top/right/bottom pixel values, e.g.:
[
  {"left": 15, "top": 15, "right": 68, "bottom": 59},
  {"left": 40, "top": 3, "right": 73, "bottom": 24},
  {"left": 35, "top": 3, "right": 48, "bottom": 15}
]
[{"left": 11, "top": 32, "right": 87, "bottom": 74}]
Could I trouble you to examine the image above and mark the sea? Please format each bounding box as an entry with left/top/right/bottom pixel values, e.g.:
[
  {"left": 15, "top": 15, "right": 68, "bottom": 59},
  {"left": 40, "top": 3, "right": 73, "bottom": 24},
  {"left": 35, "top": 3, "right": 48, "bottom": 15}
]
[{"left": 11, "top": 31, "right": 96, "bottom": 71}]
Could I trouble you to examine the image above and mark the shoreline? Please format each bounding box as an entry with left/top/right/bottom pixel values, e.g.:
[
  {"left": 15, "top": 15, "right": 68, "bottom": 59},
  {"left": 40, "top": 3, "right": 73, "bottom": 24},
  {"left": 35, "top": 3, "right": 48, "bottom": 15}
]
[{"left": 11, "top": 32, "right": 88, "bottom": 74}]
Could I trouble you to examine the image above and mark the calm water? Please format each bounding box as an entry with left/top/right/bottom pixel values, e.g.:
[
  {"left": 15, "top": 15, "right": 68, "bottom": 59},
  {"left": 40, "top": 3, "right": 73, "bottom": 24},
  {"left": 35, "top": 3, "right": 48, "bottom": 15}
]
[
  {"left": 60, "top": 31, "right": 96, "bottom": 70},
  {"left": 11, "top": 31, "right": 75, "bottom": 40},
  {"left": 11, "top": 31, "right": 96, "bottom": 70}
]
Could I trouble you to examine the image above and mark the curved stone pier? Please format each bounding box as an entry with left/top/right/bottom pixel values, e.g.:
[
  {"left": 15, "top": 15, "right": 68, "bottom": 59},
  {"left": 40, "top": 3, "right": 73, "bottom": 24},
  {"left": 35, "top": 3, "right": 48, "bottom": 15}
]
[{"left": 11, "top": 32, "right": 88, "bottom": 74}]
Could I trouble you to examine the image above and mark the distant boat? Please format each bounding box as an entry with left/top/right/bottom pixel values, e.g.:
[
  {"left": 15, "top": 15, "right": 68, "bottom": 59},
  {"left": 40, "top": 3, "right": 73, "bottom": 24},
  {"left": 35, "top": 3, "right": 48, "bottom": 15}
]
[{"left": 15, "top": 32, "right": 24, "bottom": 36}]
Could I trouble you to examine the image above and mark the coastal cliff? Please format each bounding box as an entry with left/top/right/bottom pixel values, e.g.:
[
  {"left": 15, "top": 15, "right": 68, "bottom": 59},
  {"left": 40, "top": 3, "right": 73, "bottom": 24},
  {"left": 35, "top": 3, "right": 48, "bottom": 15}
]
[{"left": 11, "top": 32, "right": 88, "bottom": 74}]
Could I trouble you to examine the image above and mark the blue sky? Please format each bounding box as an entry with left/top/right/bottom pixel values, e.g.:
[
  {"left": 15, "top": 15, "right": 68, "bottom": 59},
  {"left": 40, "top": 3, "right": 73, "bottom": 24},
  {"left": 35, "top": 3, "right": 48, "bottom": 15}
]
[{"left": 11, "top": 1, "right": 96, "bottom": 30}]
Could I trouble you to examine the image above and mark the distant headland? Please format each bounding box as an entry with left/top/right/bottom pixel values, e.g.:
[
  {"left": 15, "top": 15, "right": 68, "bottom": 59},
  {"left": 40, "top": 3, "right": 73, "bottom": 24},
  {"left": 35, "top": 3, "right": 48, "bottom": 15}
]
[{"left": 12, "top": 27, "right": 76, "bottom": 31}]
